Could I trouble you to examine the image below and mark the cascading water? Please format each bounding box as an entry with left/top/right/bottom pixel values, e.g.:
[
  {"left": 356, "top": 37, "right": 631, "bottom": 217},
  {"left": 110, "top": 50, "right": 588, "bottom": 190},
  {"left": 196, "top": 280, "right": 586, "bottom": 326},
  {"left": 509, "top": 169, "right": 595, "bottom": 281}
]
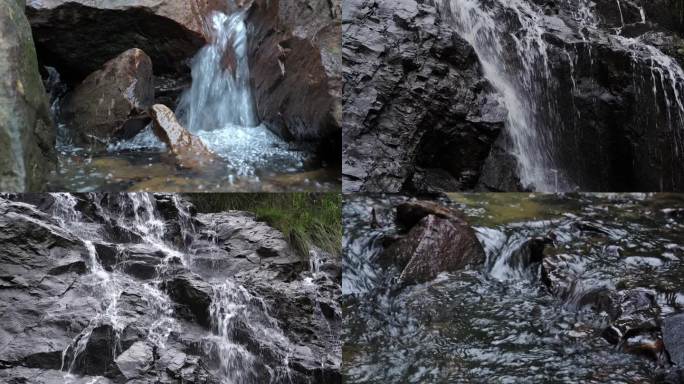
[
  {"left": 177, "top": 10, "right": 257, "bottom": 131},
  {"left": 443, "top": 0, "right": 684, "bottom": 191},
  {"left": 0, "top": 193, "right": 337, "bottom": 383},
  {"left": 176, "top": 5, "right": 306, "bottom": 178}
]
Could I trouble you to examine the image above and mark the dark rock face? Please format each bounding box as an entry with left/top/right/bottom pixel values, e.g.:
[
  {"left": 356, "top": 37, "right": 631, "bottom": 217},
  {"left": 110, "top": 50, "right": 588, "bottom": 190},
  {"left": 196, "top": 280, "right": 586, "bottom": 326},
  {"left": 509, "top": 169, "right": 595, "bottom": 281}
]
[
  {"left": 0, "top": 0, "right": 56, "bottom": 192},
  {"left": 26, "top": 0, "right": 226, "bottom": 82},
  {"left": 246, "top": 0, "right": 342, "bottom": 162},
  {"left": 61, "top": 48, "right": 154, "bottom": 148},
  {"left": 0, "top": 194, "right": 341, "bottom": 383},
  {"left": 342, "top": 0, "right": 505, "bottom": 193},
  {"left": 382, "top": 200, "right": 485, "bottom": 284}
]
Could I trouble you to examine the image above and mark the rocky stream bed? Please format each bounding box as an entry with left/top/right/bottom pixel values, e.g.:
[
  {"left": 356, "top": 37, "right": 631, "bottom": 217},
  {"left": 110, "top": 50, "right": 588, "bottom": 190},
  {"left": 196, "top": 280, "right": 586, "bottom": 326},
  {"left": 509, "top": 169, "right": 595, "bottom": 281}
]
[{"left": 344, "top": 193, "right": 684, "bottom": 383}]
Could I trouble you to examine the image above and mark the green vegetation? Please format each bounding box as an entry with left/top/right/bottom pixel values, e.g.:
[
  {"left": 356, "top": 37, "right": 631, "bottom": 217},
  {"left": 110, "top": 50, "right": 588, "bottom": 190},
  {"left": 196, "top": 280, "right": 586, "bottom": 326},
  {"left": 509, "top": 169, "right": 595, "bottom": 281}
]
[{"left": 187, "top": 193, "right": 342, "bottom": 258}]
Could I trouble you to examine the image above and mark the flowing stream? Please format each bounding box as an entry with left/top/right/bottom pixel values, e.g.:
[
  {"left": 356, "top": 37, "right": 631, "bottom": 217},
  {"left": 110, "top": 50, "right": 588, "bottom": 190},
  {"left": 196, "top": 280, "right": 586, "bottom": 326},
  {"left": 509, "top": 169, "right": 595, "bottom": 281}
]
[
  {"left": 2, "top": 192, "right": 329, "bottom": 383},
  {"left": 343, "top": 193, "right": 684, "bottom": 382},
  {"left": 444, "top": 0, "right": 684, "bottom": 191}
]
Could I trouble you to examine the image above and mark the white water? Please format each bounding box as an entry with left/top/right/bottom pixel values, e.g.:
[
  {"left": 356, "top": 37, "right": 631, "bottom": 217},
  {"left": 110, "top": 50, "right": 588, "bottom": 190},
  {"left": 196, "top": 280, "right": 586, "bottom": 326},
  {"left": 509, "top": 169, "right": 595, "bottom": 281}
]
[
  {"left": 175, "top": 6, "right": 306, "bottom": 177},
  {"left": 177, "top": 10, "right": 257, "bottom": 131},
  {"left": 210, "top": 281, "right": 294, "bottom": 383},
  {"left": 445, "top": 0, "right": 684, "bottom": 191}
]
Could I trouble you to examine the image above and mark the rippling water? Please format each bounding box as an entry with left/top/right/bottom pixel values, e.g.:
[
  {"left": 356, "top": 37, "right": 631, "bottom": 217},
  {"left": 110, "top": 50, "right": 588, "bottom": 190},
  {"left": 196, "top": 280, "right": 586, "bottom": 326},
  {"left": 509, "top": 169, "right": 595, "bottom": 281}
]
[{"left": 343, "top": 193, "right": 684, "bottom": 383}]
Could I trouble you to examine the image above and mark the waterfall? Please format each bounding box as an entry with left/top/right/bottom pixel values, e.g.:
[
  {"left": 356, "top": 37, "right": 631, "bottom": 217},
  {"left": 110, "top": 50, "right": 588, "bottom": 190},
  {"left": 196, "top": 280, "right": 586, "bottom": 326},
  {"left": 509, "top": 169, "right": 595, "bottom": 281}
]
[
  {"left": 444, "top": 0, "right": 684, "bottom": 191},
  {"left": 444, "top": 0, "right": 567, "bottom": 191},
  {"left": 175, "top": 4, "right": 305, "bottom": 178},
  {"left": 177, "top": 9, "right": 258, "bottom": 132}
]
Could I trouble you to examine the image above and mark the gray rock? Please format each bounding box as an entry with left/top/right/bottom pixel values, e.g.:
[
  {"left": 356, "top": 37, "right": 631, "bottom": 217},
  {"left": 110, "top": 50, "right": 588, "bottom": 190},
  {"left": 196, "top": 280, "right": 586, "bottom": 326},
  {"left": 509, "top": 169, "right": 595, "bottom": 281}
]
[
  {"left": 115, "top": 341, "right": 153, "bottom": 379},
  {"left": 342, "top": 0, "right": 504, "bottom": 193}
]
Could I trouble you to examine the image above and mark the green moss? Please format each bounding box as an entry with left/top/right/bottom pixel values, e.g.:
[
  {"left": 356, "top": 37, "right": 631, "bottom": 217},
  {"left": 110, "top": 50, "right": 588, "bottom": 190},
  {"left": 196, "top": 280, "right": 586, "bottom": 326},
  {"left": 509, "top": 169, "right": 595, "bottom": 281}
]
[{"left": 187, "top": 193, "right": 342, "bottom": 259}]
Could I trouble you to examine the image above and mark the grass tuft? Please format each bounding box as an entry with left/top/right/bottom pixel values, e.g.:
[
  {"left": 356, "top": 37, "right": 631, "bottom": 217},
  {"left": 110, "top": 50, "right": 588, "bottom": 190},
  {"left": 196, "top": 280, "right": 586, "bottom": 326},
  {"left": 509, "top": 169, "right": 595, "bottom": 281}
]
[{"left": 186, "top": 193, "right": 342, "bottom": 259}]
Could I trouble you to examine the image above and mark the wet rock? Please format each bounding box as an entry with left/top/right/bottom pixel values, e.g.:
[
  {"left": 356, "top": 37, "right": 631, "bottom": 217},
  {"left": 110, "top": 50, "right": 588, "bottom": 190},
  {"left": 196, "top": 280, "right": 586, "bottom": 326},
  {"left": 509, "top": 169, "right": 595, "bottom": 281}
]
[
  {"left": 342, "top": 0, "right": 504, "bottom": 192},
  {"left": 247, "top": 0, "right": 342, "bottom": 162},
  {"left": 26, "top": 0, "right": 227, "bottom": 82},
  {"left": 476, "top": 136, "right": 525, "bottom": 192},
  {"left": 69, "top": 325, "right": 122, "bottom": 378},
  {"left": 663, "top": 313, "right": 684, "bottom": 366},
  {"left": 162, "top": 273, "right": 213, "bottom": 328},
  {"left": 61, "top": 48, "right": 154, "bottom": 148},
  {"left": 190, "top": 211, "right": 300, "bottom": 279},
  {"left": 0, "top": 0, "right": 56, "bottom": 192},
  {"left": 115, "top": 341, "right": 153, "bottom": 379},
  {"left": 0, "top": 367, "right": 114, "bottom": 384},
  {"left": 149, "top": 104, "right": 220, "bottom": 170},
  {"left": 506, "top": 236, "right": 555, "bottom": 273},
  {"left": 383, "top": 214, "right": 486, "bottom": 284}
]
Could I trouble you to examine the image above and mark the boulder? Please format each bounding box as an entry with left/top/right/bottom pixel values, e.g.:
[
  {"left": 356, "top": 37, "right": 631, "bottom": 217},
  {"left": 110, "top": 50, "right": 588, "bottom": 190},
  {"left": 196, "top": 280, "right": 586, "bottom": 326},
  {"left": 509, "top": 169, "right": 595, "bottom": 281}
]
[
  {"left": 383, "top": 213, "right": 486, "bottom": 284},
  {"left": 60, "top": 48, "right": 154, "bottom": 148},
  {"left": 26, "top": 0, "right": 228, "bottom": 81},
  {"left": 246, "top": 0, "right": 342, "bottom": 162},
  {"left": 0, "top": 0, "right": 56, "bottom": 191},
  {"left": 149, "top": 104, "right": 220, "bottom": 169}
]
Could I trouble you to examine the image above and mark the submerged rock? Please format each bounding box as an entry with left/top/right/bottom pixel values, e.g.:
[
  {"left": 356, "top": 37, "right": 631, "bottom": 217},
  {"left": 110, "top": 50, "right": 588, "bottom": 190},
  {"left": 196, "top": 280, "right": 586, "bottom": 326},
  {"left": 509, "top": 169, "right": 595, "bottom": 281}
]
[
  {"left": 149, "top": 104, "right": 220, "bottom": 170},
  {"left": 61, "top": 48, "right": 154, "bottom": 148},
  {"left": 247, "top": 0, "right": 342, "bottom": 162},
  {"left": 0, "top": 0, "right": 56, "bottom": 191}
]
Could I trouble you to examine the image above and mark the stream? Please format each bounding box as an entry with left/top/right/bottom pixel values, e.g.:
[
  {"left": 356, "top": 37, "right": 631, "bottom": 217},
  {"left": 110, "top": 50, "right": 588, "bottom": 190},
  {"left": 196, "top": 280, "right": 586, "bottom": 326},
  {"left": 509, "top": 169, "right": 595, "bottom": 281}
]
[{"left": 343, "top": 193, "right": 684, "bottom": 383}]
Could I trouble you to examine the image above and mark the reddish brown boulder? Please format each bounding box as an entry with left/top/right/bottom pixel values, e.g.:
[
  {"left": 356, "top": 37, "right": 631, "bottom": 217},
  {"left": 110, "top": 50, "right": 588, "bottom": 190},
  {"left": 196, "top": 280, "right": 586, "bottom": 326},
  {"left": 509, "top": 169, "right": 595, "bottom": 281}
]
[
  {"left": 61, "top": 48, "right": 154, "bottom": 148},
  {"left": 383, "top": 205, "right": 485, "bottom": 284},
  {"left": 246, "top": 0, "right": 341, "bottom": 161},
  {"left": 149, "top": 104, "right": 219, "bottom": 170}
]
